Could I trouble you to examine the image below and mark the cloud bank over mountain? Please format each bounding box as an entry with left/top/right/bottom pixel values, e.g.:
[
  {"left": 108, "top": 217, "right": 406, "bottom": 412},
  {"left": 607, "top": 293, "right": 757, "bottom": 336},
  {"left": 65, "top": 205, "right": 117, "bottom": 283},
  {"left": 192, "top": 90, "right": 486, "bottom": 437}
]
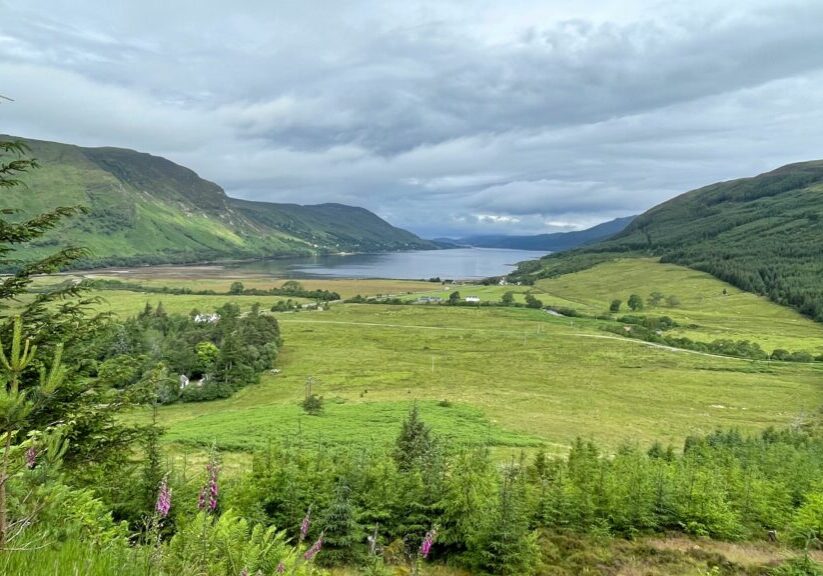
[{"left": 3, "top": 0, "right": 823, "bottom": 236}]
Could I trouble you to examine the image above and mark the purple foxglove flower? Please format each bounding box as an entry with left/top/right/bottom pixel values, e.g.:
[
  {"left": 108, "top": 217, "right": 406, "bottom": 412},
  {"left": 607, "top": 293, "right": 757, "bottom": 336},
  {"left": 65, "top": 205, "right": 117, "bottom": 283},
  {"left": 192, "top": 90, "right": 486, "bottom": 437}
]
[
  {"left": 199, "top": 458, "right": 220, "bottom": 512},
  {"left": 303, "top": 534, "right": 323, "bottom": 561},
  {"left": 420, "top": 528, "right": 437, "bottom": 559},
  {"left": 300, "top": 507, "right": 311, "bottom": 542},
  {"left": 155, "top": 476, "right": 172, "bottom": 518},
  {"left": 25, "top": 446, "right": 36, "bottom": 469}
]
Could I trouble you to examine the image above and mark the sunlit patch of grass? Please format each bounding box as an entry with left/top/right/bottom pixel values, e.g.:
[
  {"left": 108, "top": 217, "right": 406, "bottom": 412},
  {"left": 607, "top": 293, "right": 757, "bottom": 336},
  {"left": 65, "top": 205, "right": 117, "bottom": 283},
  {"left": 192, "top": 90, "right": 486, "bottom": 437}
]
[
  {"left": 155, "top": 400, "right": 541, "bottom": 452},
  {"left": 536, "top": 258, "right": 823, "bottom": 353}
]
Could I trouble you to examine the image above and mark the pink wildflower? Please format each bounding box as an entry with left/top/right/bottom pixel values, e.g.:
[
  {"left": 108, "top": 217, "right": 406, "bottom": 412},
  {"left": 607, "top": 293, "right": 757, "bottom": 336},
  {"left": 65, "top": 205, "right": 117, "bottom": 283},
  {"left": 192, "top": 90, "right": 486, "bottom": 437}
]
[
  {"left": 300, "top": 507, "right": 311, "bottom": 542},
  {"left": 275, "top": 562, "right": 286, "bottom": 573},
  {"left": 198, "top": 457, "right": 219, "bottom": 512},
  {"left": 155, "top": 476, "right": 172, "bottom": 517},
  {"left": 420, "top": 528, "right": 437, "bottom": 559},
  {"left": 303, "top": 534, "right": 323, "bottom": 561},
  {"left": 25, "top": 446, "right": 36, "bottom": 469}
]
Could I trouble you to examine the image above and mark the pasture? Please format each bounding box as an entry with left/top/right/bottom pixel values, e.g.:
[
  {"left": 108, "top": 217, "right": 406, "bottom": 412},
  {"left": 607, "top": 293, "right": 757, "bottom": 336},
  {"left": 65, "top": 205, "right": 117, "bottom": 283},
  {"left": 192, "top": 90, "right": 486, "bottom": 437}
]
[
  {"left": 534, "top": 258, "right": 823, "bottom": 353},
  {"left": 121, "top": 293, "right": 823, "bottom": 456},
  {"left": 88, "top": 290, "right": 314, "bottom": 317},
  {"left": 75, "top": 269, "right": 439, "bottom": 299}
]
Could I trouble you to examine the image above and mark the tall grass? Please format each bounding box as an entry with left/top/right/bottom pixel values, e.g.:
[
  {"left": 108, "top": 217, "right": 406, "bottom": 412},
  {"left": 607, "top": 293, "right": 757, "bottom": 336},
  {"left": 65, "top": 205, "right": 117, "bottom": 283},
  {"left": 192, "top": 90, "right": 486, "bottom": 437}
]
[{"left": 0, "top": 541, "right": 151, "bottom": 576}]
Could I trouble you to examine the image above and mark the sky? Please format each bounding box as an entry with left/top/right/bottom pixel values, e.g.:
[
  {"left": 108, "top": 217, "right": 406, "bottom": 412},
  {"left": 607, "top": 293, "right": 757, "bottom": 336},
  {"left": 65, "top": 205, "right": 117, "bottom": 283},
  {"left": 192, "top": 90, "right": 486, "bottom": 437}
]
[{"left": 2, "top": 1, "right": 823, "bottom": 238}]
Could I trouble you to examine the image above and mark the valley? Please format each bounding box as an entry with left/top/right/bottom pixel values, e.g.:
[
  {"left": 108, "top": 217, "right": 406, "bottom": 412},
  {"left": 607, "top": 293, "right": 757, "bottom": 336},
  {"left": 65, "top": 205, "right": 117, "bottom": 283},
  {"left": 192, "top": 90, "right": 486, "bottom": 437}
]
[{"left": 5, "top": 46, "right": 823, "bottom": 572}]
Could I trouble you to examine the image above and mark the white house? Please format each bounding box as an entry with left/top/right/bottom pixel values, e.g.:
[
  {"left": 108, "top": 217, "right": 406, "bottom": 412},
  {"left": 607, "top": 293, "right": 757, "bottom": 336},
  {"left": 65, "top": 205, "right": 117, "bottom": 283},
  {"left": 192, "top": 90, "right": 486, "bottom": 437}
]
[
  {"left": 194, "top": 313, "right": 220, "bottom": 324},
  {"left": 465, "top": 296, "right": 481, "bottom": 303}
]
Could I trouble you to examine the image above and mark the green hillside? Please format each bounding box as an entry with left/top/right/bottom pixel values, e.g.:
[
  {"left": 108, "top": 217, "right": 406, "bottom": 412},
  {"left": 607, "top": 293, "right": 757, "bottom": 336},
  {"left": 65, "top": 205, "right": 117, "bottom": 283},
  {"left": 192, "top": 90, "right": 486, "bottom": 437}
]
[
  {"left": 512, "top": 160, "right": 823, "bottom": 321},
  {"left": 3, "top": 136, "right": 435, "bottom": 268}
]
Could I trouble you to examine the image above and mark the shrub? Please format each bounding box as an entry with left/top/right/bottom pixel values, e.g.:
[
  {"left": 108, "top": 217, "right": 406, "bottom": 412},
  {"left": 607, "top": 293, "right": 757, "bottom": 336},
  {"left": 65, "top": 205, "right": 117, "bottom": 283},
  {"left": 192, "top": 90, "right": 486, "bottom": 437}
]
[
  {"left": 164, "top": 510, "right": 306, "bottom": 575},
  {"left": 302, "top": 394, "right": 324, "bottom": 415},
  {"left": 525, "top": 294, "right": 543, "bottom": 309}
]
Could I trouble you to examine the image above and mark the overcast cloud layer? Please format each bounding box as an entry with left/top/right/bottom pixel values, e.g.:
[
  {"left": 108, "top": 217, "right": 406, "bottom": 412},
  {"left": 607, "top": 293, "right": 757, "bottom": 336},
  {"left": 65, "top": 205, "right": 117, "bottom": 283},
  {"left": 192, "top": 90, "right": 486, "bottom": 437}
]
[{"left": 2, "top": 1, "right": 823, "bottom": 237}]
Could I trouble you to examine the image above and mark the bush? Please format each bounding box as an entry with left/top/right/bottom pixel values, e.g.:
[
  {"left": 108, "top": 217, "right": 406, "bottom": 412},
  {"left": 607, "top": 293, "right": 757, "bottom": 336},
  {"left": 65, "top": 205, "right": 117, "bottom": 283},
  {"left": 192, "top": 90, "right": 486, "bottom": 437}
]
[
  {"left": 628, "top": 294, "right": 644, "bottom": 311},
  {"left": 546, "top": 306, "right": 583, "bottom": 317},
  {"left": 164, "top": 510, "right": 307, "bottom": 575},
  {"left": 302, "top": 394, "right": 324, "bottom": 415},
  {"left": 525, "top": 294, "right": 543, "bottom": 309},
  {"left": 11, "top": 480, "right": 129, "bottom": 548}
]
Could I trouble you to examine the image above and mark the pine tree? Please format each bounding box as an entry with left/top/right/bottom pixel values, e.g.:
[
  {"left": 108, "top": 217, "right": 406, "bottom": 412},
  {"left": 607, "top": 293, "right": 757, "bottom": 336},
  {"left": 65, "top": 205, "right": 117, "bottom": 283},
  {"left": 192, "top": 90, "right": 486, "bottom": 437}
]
[
  {"left": 0, "top": 317, "right": 66, "bottom": 547},
  {"left": 320, "top": 482, "right": 363, "bottom": 565},
  {"left": 472, "top": 459, "right": 540, "bottom": 575},
  {"left": 0, "top": 139, "right": 146, "bottom": 498},
  {"left": 394, "top": 405, "right": 435, "bottom": 472}
]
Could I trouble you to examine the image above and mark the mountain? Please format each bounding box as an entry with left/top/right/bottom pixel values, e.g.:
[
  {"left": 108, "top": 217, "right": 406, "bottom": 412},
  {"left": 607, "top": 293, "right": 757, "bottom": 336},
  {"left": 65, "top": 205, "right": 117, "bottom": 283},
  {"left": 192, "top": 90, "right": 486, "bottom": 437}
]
[
  {"left": 511, "top": 161, "right": 823, "bottom": 321},
  {"left": 455, "top": 216, "right": 635, "bottom": 251},
  {"left": 4, "top": 136, "right": 436, "bottom": 268}
]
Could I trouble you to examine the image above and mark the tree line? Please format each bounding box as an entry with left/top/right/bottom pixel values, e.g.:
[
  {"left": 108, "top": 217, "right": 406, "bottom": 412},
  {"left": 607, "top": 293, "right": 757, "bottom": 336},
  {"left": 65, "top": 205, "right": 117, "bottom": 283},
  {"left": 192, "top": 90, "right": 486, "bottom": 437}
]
[{"left": 89, "top": 278, "right": 341, "bottom": 302}]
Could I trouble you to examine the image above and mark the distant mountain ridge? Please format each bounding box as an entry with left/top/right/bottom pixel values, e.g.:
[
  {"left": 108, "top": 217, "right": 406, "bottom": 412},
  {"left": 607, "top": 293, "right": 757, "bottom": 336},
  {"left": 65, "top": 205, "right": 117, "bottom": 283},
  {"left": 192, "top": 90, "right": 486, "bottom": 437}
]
[
  {"left": 4, "top": 136, "right": 436, "bottom": 268},
  {"left": 452, "top": 216, "right": 636, "bottom": 251},
  {"left": 512, "top": 160, "right": 823, "bottom": 321}
]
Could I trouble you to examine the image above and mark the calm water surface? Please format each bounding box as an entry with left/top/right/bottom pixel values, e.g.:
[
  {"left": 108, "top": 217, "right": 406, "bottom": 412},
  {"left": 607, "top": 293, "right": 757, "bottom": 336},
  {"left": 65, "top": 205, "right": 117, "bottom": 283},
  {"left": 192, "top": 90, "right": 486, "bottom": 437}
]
[{"left": 227, "top": 248, "right": 546, "bottom": 280}]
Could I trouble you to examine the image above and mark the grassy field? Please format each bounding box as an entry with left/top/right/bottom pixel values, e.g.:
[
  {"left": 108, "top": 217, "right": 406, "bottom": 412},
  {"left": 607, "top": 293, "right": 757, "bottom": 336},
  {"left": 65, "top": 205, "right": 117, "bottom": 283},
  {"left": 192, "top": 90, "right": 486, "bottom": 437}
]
[
  {"left": 87, "top": 290, "right": 314, "bottom": 317},
  {"left": 74, "top": 276, "right": 443, "bottom": 316},
  {"left": 121, "top": 298, "right": 823, "bottom": 457},
  {"left": 67, "top": 260, "right": 820, "bottom": 462},
  {"left": 534, "top": 258, "right": 823, "bottom": 354},
  {"left": 70, "top": 270, "right": 439, "bottom": 299}
]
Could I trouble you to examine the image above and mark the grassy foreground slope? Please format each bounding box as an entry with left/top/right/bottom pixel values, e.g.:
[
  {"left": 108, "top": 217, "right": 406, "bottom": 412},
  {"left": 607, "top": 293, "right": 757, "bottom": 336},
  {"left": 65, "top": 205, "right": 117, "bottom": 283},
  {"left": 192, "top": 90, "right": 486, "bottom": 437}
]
[
  {"left": 512, "top": 160, "right": 823, "bottom": 322},
  {"left": 4, "top": 136, "right": 434, "bottom": 268}
]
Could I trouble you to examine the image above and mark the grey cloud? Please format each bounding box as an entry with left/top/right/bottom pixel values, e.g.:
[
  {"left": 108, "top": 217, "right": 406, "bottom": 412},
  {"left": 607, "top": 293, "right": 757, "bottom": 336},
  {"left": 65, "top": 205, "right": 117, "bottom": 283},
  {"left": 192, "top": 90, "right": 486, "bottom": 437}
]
[{"left": 2, "top": 1, "right": 823, "bottom": 236}]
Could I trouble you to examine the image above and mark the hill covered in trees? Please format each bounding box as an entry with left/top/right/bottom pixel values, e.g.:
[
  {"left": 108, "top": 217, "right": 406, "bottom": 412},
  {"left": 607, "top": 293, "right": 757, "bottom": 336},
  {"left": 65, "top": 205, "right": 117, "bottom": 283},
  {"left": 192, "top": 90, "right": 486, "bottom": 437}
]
[
  {"left": 3, "top": 136, "right": 436, "bottom": 268},
  {"left": 511, "top": 160, "right": 823, "bottom": 321}
]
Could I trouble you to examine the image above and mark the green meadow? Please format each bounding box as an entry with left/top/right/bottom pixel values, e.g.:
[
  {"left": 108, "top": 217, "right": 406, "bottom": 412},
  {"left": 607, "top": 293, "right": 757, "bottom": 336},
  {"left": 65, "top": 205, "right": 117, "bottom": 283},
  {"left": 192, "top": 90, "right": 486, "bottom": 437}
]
[
  {"left": 109, "top": 263, "right": 823, "bottom": 457},
  {"left": 89, "top": 290, "right": 313, "bottom": 317},
  {"left": 78, "top": 271, "right": 439, "bottom": 299},
  {"left": 535, "top": 258, "right": 823, "bottom": 353}
]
